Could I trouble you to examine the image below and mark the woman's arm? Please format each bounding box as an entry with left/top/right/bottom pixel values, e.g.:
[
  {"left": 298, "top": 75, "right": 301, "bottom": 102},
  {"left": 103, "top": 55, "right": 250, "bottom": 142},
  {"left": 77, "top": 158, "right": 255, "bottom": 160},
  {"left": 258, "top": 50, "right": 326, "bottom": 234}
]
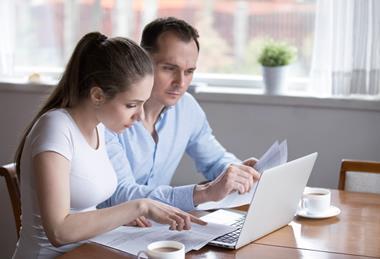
[{"left": 34, "top": 151, "right": 206, "bottom": 247}]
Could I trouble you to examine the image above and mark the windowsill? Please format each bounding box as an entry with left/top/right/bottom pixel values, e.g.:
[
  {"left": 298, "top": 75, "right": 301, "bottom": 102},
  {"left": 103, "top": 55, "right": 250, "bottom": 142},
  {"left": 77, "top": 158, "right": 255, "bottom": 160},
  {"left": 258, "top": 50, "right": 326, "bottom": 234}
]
[
  {"left": 1, "top": 80, "right": 380, "bottom": 112},
  {"left": 0, "top": 79, "right": 55, "bottom": 94},
  {"left": 191, "top": 85, "right": 380, "bottom": 112}
]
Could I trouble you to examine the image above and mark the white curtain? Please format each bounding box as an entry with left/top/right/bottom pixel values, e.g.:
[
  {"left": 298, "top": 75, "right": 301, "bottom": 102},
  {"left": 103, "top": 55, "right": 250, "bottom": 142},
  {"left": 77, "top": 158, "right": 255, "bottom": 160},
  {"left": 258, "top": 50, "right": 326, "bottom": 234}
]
[
  {"left": 310, "top": 0, "right": 380, "bottom": 96},
  {"left": 0, "top": 0, "right": 15, "bottom": 77}
]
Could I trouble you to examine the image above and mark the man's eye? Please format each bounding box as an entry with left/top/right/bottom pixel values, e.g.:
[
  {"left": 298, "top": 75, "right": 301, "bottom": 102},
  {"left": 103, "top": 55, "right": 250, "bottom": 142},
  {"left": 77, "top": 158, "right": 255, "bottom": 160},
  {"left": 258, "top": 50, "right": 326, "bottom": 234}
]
[{"left": 163, "top": 66, "right": 175, "bottom": 71}]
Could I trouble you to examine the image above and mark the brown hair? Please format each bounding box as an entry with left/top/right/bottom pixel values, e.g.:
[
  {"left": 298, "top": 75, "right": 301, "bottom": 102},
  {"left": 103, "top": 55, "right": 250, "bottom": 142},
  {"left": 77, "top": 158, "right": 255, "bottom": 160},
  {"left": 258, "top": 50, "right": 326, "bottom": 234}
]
[
  {"left": 141, "top": 17, "right": 199, "bottom": 53},
  {"left": 15, "top": 32, "right": 153, "bottom": 177}
]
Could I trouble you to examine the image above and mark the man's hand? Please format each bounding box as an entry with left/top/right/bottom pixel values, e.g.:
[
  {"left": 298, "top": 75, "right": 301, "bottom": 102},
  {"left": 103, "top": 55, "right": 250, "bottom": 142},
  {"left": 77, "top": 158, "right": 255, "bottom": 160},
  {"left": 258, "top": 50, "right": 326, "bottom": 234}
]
[
  {"left": 194, "top": 163, "right": 260, "bottom": 204},
  {"left": 242, "top": 157, "right": 258, "bottom": 168}
]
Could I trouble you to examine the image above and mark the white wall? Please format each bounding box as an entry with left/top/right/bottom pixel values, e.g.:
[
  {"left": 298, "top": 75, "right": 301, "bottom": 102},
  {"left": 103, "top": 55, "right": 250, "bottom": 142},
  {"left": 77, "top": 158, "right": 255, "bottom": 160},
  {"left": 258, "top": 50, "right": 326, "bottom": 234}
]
[
  {"left": 172, "top": 91, "right": 380, "bottom": 188},
  {"left": 1, "top": 83, "right": 379, "bottom": 258}
]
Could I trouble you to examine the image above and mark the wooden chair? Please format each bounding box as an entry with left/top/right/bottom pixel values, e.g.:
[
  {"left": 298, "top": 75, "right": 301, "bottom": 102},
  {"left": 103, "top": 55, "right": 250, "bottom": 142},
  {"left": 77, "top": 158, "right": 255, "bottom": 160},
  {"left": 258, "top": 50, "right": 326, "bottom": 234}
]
[
  {"left": 0, "top": 163, "right": 21, "bottom": 238},
  {"left": 338, "top": 159, "right": 380, "bottom": 194}
]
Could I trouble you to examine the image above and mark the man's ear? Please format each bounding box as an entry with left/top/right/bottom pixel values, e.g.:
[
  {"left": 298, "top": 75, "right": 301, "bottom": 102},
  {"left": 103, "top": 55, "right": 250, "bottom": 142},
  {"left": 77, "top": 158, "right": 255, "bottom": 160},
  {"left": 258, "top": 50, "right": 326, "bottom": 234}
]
[{"left": 90, "top": 86, "right": 106, "bottom": 106}]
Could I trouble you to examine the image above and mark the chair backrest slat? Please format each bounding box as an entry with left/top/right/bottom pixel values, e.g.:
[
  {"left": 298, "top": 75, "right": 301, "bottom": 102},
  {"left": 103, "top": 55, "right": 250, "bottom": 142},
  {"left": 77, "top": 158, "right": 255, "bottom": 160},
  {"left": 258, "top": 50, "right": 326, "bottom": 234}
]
[
  {"left": 0, "top": 163, "right": 21, "bottom": 238},
  {"left": 338, "top": 159, "right": 380, "bottom": 194}
]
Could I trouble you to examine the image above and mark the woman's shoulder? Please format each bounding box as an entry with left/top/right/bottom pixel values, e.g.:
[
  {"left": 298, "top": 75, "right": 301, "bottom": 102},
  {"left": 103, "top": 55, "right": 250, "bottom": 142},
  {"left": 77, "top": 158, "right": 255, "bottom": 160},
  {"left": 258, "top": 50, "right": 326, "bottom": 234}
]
[
  {"left": 31, "top": 109, "right": 72, "bottom": 135},
  {"left": 39, "top": 108, "right": 70, "bottom": 123}
]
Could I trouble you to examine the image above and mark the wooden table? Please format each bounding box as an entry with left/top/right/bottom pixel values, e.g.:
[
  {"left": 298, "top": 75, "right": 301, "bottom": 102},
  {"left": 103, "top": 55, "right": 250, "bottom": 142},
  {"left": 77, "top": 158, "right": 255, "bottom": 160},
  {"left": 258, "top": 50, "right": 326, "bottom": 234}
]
[
  {"left": 58, "top": 190, "right": 380, "bottom": 259},
  {"left": 255, "top": 190, "right": 380, "bottom": 258}
]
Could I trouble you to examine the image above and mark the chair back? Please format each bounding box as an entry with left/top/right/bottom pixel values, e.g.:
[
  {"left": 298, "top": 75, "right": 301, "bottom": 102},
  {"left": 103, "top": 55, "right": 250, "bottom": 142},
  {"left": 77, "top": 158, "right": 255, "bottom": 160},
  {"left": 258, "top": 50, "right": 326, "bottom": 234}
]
[
  {"left": 338, "top": 159, "right": 380, "bottom": 194},
  {"left": 0, "top": 163, "right": 21, "bottom": 238}
]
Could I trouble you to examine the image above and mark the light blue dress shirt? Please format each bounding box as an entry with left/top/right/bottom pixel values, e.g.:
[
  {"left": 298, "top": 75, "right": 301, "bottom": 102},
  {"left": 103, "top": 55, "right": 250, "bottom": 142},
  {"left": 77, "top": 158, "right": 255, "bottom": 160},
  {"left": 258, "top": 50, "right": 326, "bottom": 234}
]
[{"left": 99, "top": 93, "right": 240, "bottom": 211}]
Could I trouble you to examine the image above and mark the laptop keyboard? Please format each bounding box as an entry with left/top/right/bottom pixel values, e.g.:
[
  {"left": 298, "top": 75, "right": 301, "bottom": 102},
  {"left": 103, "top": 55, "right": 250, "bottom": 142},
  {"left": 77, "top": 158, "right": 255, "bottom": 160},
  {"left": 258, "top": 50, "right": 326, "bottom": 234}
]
[{"left": 214, "top": 215, "right": 246, "bottom": 244}]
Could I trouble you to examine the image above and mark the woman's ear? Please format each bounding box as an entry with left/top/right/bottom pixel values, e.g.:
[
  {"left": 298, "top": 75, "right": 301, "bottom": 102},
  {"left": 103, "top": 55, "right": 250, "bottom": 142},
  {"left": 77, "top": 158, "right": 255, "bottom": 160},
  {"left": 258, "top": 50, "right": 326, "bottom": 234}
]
[{"left": 90, "top": 86, "right": 106, "bottom": 107}]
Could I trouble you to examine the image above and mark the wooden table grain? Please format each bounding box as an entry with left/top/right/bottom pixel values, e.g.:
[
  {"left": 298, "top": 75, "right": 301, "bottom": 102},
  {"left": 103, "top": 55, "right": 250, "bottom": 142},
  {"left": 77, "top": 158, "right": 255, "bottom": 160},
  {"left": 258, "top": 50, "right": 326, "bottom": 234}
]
[
  {"left": 57, "top": 190, "right": 380, "bottom": 259},
  {"left": 254, "top": 190, "right": 380, "bottom": 258},
  {"left": 58, "top": 242, "right": 367, "bottom": 259}
]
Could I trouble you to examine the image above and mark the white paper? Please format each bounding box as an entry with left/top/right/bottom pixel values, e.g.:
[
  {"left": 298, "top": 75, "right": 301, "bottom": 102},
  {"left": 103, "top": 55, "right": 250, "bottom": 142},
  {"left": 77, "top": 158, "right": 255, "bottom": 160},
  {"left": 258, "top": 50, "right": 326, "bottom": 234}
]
[
  {"left": 254, "top": 139, "right": 287, "bottom": 173},
  {"left": 200, "top": 209, "right": 245, "bottom": 225},
  {"left": 90, "top": 222, "right": 235, "bottom": 256},
  {"left": 196, "top": 140, "right": 288, "bottom": 210},
  {"left": 196, "top": 183, "right": 257, "bottom": 211}
]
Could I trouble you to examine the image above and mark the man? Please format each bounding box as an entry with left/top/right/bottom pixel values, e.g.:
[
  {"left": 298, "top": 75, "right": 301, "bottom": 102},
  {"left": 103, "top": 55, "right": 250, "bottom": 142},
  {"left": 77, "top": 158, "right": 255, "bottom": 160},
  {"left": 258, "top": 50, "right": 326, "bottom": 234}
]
[{"left": 99, "top": 17, "right": 259, "bottom": 217}]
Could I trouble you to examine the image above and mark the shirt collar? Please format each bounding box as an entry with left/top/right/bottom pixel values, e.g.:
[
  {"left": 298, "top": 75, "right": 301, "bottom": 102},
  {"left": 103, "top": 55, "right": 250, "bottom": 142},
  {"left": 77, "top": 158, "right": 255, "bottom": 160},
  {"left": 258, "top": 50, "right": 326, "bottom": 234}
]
[{"left": 158, "top": 105, "right": 174, "bottom": 120}]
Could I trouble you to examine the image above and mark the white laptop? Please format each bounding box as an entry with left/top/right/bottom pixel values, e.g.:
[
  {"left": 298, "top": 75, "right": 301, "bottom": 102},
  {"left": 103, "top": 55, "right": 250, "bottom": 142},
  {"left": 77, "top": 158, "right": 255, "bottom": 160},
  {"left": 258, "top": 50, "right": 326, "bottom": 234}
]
[{"left": 205, "top": 152, "right": 318, "bottom": 249}]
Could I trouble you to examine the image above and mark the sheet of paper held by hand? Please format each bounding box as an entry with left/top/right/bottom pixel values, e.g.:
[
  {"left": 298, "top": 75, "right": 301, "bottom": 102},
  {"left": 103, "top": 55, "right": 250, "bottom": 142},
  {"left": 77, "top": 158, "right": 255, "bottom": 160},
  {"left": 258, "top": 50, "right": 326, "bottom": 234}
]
[{"left": 196, "top": 140, "right": 288, "bottom": 211}]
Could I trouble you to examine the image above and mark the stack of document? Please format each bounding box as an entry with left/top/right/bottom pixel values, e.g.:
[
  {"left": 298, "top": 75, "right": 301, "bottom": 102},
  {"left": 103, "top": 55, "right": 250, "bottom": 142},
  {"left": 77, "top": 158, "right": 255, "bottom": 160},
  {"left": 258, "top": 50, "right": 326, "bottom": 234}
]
[
  {"left": 90, "top": 221, "right": 235, "bottom": 256},
  {"left": 196, "top": 140, "right": 288, "bottom": 210}
]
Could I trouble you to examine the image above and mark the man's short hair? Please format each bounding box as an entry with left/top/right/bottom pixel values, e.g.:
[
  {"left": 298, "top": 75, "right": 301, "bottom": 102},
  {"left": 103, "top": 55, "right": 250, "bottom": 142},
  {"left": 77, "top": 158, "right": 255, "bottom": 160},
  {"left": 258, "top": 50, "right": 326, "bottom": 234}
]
[{"left": 141, "top": 17, "right": 199, "bottom": 54}]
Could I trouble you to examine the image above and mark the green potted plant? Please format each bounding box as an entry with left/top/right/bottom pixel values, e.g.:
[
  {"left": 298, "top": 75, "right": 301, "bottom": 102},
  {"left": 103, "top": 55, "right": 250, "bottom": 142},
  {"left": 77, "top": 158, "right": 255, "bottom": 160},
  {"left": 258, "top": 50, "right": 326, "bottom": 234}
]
[{"left": 258, "top": 40, "right": 297, "bottom": 95}]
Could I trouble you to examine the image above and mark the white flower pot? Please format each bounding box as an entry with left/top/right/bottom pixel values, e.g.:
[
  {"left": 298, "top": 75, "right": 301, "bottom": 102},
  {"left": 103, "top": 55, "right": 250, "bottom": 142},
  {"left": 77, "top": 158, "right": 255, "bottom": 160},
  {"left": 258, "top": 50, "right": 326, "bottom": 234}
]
[{"left": 262, "top": 65, "right": 288, "bottom": 95}]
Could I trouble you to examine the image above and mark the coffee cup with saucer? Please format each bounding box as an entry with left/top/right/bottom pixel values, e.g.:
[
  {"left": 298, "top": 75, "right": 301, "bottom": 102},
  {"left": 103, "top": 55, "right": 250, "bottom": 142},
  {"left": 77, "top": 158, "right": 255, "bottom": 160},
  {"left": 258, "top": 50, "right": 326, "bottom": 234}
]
[
  {"left": 297, "top": 188, "right": 340, "bottom": 219},
  {"left": 137, "top": 240, "right": 185, "bottom": 259}
]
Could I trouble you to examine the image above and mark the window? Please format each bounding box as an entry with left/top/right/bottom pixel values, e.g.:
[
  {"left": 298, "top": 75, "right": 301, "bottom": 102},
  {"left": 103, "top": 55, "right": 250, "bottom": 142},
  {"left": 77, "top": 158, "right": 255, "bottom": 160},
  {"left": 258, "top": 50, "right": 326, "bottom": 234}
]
[{"left": 2, "top": 0, "right": 316, "bottom": 91}]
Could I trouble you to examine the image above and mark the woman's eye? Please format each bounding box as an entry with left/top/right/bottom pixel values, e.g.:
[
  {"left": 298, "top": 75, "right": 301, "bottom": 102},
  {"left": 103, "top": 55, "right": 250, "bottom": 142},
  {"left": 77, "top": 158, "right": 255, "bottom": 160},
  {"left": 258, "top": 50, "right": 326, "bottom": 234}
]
[{"left": 126, "top": 104, "right": 137, "bottom": 109}]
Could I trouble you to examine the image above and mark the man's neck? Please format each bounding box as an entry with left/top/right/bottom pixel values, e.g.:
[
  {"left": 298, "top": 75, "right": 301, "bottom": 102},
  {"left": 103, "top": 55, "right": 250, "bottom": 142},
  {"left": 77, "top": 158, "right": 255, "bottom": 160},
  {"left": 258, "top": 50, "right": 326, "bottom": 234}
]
[{"left": 143, "top": 98, "right": 166, "bottom": 131}]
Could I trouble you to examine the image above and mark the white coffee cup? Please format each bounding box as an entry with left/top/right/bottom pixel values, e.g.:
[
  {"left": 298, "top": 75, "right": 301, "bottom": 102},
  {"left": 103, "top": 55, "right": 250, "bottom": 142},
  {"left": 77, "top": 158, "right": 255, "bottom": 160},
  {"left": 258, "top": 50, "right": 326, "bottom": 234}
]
[
  {"left": 301, "top": 188, "right": 331, "bottom": 215},
  {"left": 137, "top": 240, "right": 185, "bottom": 259}
]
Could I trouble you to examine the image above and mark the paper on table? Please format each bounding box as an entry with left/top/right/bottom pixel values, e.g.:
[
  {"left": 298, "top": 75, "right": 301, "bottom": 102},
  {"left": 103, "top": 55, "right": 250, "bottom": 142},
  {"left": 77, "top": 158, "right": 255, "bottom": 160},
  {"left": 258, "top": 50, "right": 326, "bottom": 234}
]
[
  {"left": 196, "top": 140, "right": 288, "bottom": 211},
  {"left": 90, "top": 222, "right": 235, "bottom": 256}
]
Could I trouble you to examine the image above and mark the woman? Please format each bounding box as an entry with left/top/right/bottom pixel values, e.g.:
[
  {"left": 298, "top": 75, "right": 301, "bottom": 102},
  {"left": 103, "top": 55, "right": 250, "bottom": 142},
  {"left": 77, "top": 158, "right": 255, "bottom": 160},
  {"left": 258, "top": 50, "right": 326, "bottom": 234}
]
[{"left": 12, "top": 32, "right": 205, "bottom": 259}]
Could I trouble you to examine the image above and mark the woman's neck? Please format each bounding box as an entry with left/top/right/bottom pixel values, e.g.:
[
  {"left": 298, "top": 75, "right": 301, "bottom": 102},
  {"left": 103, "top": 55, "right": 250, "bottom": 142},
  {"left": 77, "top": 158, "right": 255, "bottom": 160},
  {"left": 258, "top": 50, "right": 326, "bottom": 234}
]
[{"left": 66, "top": 102, "right": 99, "bottom": 148}]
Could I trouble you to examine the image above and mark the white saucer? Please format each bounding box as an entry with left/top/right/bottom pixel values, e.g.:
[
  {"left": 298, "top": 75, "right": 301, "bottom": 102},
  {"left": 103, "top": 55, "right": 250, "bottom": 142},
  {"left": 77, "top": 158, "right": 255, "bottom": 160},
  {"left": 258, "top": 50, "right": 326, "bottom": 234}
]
[{"left": 297, "top": 205, "right": 341, "bottom": 219}]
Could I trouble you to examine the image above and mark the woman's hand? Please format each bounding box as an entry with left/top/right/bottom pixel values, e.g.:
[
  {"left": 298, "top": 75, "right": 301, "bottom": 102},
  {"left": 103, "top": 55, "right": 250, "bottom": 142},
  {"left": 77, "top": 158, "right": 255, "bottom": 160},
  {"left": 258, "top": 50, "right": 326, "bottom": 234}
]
[
  {"left": 125, "top": 216, "right": 152, "bottom": 227},
  {"left": 138, "top": 199, "right": 207, "bottom": 231}
]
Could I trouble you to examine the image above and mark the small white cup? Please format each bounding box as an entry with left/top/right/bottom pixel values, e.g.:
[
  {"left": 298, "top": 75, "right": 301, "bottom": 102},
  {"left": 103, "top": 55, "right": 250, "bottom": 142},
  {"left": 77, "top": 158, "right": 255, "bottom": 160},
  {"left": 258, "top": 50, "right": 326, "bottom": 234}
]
[
  {"left": 302, "top": 188, "right": 331, "bottom": 215},
  {"left": 137, "top": 240, "right": 185, "bottom": 259}
]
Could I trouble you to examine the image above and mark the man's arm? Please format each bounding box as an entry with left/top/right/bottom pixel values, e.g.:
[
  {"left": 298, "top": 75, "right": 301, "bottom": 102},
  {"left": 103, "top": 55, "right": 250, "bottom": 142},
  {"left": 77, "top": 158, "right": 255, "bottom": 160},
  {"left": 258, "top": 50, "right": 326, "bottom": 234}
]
[
  {"left": 186, "top": 110, "right": 241, "bottom": 181},
  {"left": 98, "top": 130, "right": 197, "bottom": 211},
  {"left": 184, "top": 96, "right": 260, "bottom": 205}
]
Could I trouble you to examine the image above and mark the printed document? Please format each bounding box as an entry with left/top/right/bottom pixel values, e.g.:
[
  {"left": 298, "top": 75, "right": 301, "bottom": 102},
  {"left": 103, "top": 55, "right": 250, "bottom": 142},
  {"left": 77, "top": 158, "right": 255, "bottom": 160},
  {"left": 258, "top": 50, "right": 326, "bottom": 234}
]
[
  {"left": 90, "top": 221, "right": 235, "bottom": 256},
  {"left": 196, "top": 140, "right": 288, "bottom": 210}
]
